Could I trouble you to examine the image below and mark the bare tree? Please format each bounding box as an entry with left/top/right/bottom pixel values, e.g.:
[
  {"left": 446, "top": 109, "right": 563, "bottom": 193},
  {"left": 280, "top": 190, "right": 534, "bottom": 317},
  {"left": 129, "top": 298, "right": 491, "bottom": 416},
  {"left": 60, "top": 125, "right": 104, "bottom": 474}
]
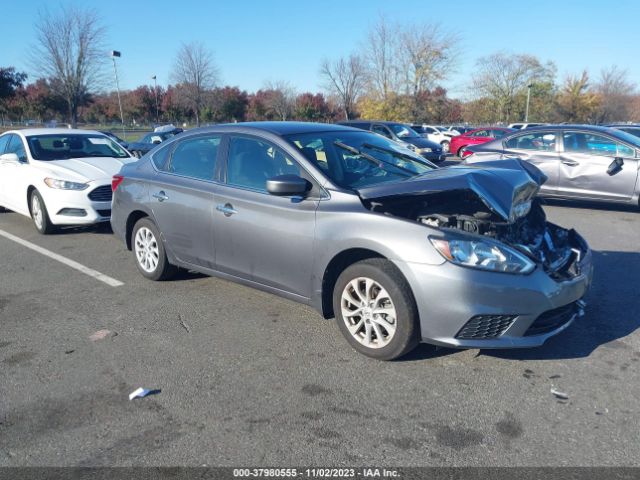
[
  {"left": 320, "top": 54, "right": 367, "bottom": 120},
  {"left": 171, "top": 42, "right": 219, "bottom": 126},
  {"left": 470, "top": 52, "right": 556, "bottom": 122},
  {"left": 398, "top": 24, "right": 459, "bottom": 97},
  {"left": 263, "top": 80, "right": 296, "bottom": 120},
  {"left": 363, "top": 16, "right": 399, "bottom": 101},
  {"left": 31, "top": 6, "right": 106, "bottom": 127},
  {"left": 593, "top": 66, "right": 636, "bottom": 123}
]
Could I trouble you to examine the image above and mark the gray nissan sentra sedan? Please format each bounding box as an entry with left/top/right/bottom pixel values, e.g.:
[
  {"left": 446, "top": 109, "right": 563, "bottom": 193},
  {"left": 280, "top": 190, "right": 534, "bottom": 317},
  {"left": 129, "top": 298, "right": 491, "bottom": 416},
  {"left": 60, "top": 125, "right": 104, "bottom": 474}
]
[{"left": 111, "top": 122, "right": 593, "bottom": 360}]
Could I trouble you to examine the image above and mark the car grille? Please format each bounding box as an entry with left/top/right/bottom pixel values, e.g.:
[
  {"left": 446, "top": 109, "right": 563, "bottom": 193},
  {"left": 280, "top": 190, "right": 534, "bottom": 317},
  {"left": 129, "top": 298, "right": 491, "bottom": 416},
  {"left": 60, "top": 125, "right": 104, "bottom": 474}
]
[
  {"left": 524, "top": 302, "right": 578, "bottom": 337},
  {"left": 88, "top": 185, "right": 112, "bottom": 202},
  {"left": 455, "top": 315, "right": 517, "bottom": 339},
  {"left": 97, "top": 209, "right": 111, "bottom": 218}
]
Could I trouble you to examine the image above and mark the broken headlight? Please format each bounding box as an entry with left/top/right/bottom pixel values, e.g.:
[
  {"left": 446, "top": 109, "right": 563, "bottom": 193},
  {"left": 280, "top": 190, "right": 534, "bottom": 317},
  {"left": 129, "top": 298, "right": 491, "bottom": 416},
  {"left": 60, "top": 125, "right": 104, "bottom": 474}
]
[{"left": 430, "top": 237, "right": 535, "bottom": 274}]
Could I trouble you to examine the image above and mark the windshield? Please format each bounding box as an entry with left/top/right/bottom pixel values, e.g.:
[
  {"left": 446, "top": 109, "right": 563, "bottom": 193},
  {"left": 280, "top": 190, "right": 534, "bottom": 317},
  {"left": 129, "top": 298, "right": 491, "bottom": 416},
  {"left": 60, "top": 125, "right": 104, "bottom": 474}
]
[
  {"left": 388, "top": 124, "right": 420, "bottom": 139},
  {"left": 285, "top": 130, "right": 436, "bottom": 189},
  {"left": 26, "top": 134, "right": 130, "bottom": 161}
]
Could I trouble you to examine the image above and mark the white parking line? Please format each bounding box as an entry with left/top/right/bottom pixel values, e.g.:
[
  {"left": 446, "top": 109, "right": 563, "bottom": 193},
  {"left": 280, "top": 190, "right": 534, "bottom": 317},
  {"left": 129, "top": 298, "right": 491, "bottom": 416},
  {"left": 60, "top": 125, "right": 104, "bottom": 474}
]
[{"left": 0, "top": 228, "right": 124, "bottom": 287}]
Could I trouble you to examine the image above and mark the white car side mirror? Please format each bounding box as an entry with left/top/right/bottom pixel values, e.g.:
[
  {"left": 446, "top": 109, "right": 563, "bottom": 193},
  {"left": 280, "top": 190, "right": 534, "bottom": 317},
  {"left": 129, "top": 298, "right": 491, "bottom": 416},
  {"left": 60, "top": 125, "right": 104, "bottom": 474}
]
[{"left": 0, "top": 153, "right": 20, "bottom": 164}]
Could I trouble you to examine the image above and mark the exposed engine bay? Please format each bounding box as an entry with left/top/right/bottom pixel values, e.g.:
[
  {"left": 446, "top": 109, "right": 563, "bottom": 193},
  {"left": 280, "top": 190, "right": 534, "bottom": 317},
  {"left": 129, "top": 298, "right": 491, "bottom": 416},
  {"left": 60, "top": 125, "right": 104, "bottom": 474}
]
[{"left": 366, "top": 189, "right": 587, "bottom": 279}]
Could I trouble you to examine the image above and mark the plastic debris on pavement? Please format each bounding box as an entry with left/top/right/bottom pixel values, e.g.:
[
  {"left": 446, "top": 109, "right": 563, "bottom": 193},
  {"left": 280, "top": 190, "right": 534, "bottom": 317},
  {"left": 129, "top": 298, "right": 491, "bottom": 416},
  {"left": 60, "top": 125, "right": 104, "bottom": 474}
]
[
  {"left": 550, "top": 388, "right": 569, "bottom": 400},
  {"left": 129, "top": 387, "right": 161, "bottom": 401}
]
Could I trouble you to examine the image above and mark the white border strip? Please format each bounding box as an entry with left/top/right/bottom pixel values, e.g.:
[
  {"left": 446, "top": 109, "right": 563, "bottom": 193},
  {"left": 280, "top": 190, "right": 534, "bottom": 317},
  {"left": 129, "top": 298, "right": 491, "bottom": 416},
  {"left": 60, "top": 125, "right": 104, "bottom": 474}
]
[{"left": 0, "top": 228, "right": 124, "bottom": 287}]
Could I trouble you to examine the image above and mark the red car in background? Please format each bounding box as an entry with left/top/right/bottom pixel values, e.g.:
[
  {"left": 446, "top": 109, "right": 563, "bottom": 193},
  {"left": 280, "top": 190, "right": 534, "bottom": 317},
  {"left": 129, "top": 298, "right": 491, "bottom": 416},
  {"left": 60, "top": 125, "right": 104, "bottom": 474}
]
[{"left": 450, "top": 127, "right": 515, "bottom": 158}]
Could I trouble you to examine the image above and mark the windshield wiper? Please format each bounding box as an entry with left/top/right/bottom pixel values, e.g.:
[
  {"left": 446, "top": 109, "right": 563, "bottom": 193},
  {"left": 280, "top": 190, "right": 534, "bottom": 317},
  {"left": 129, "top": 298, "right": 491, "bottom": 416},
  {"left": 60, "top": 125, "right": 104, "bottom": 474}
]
[{"left": 333, "top": 141, "right": 415, "bottom": 175}]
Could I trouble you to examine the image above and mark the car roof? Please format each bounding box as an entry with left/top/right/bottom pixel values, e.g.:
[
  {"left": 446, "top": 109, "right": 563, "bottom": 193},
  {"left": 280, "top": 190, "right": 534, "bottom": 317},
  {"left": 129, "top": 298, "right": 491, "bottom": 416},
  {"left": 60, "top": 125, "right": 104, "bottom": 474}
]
[
  {"left": 6, "top": 128, "right": 103, "bottom": 137},
  {"left": 187, "top": 121, "right": 360, "bottom": 136},
  {"left": 524, "top": 124, "right": 626, "bottom": 135}
]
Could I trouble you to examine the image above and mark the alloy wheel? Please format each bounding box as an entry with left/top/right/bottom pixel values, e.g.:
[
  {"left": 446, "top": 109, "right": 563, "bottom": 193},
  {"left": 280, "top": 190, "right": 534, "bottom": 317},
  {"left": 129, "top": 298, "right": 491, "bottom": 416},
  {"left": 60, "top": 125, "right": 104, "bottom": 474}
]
[
  {"left": 31, "top": 195, "right": 43, "bottom": 230},
  {"left": 134, "top": 226, "right": 160, "bottom": 273},
  {"left": 341, "top": 277, "right": 397, "bottom": 349}
]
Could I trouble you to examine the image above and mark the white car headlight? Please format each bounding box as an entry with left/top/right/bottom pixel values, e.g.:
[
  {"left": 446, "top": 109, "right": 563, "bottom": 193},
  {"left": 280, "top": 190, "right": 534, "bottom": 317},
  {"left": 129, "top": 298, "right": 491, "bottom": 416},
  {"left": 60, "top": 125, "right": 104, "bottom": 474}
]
[
  {"left": 430, "top": 237, "right": 535, "bottom": 274},
  {"left": 44, "top": 178, "right": 89, "bottom": 191}
]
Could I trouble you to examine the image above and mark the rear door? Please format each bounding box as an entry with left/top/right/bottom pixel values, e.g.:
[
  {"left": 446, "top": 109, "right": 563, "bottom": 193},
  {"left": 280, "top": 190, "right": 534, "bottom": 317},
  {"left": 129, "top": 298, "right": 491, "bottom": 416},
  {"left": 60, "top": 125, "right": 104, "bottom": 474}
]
[
  {"left": 147, "top": 134, "right": 222, "bottom": 269},
  {"left": 213, "top": 134, "right": 319, "bottom": 298},
  {"left": 502, "top": 130, "right": 560, "bottom": 195},
  {"left": 556, "top": 130, "right": 639, "bottom": 201}
]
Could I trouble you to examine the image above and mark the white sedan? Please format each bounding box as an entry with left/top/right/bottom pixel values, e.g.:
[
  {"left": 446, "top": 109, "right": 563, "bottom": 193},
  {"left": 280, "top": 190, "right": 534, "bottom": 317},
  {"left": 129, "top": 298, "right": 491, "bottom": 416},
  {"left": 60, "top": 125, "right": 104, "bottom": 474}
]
[{"left": 0, "top": 129, "right": 136, "bottom": 234}]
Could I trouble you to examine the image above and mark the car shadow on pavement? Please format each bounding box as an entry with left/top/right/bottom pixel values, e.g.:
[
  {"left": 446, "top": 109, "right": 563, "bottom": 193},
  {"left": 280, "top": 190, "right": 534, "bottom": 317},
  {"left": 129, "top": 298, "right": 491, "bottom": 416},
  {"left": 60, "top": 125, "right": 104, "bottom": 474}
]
[{"left": 482, "top": 250, "right": 640, "bottom": 361}]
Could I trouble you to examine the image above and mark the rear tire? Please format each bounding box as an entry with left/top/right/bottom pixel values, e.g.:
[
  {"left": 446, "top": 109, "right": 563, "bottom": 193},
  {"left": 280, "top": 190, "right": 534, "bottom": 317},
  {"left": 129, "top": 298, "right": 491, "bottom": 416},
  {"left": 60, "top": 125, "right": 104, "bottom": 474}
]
[
  {"left": 30, "top": 190, "right": 56, "bottom": 234},
  {"left": 333, "top": 258, "right": 420, "bottom": 360},
  {"left": 131, "top": 218, "right": 178, "bottom": 281}
]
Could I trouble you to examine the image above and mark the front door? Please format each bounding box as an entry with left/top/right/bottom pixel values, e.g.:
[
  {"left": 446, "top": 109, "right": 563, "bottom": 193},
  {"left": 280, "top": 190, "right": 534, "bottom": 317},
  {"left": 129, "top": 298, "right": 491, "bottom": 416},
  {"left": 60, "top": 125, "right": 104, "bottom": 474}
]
[
  {"left": 147, "top": 134, "right": 221, "bottom": 269},
  {"left": 1, "top": 134, "right": 31, "bottom": 214},
  {"left": 557, "top": 130, "right": 639, "bottom": 201},
  {"left": 213, "top": 135, "right": 318, "bottom": 298}
]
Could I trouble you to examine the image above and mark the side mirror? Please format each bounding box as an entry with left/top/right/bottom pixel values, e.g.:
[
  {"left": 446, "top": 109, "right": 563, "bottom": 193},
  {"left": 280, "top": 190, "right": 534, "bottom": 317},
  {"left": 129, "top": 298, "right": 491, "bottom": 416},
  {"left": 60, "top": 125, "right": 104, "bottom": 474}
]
[
  {"left": 0, "top": 153, "right": 20, "bottom": 164},
  {"left": 607, "top": 157, "right": 624, "bottom": 176},
  {"left": 266, "top": 174, "right": 311, "bottom": 196}
]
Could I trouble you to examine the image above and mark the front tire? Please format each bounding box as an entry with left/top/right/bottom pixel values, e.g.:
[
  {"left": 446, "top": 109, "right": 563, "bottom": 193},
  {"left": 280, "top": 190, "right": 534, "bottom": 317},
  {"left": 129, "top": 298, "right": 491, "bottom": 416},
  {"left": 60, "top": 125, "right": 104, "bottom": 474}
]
[
  {"left": 30, "top": 190, "right": 56, "bottom": 234},
  {"left": 131, "top": 218, "right": 178, "bottom": 281},
  {"left": 333, "top": 259, "right": 420, "bottom": 360},
  {"left": 441, "top": 140, "right": 450, "bottom": 153}
]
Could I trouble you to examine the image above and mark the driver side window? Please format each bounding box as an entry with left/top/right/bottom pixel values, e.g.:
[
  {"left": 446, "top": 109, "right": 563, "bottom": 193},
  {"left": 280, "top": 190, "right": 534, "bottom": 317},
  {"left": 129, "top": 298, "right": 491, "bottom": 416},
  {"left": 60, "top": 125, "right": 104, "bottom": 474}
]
[
  {"left": 226, "top": 137, "right": 301, "bottom": 192},
  {"left": 6, "top": 134, "right": 27, "bottom": 162}
]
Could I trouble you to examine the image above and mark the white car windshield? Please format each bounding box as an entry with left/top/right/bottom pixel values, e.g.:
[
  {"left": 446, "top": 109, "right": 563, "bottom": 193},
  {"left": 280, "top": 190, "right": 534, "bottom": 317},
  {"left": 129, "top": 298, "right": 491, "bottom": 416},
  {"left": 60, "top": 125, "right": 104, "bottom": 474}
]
[{"left": 26, "top": 134, "right": 130, "bottom": 161}]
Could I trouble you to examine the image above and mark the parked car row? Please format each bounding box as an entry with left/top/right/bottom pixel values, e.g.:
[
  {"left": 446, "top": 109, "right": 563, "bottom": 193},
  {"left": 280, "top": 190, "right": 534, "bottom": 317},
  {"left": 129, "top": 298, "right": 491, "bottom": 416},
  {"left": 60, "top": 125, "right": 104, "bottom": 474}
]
[{"left": 0, "top": 122, "right": 597, "bottom": 361}]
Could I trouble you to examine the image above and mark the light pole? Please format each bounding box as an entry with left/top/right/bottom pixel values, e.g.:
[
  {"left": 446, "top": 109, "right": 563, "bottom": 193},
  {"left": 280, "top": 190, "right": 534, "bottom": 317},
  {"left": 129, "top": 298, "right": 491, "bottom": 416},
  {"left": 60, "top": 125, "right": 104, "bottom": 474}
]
[
  {"left": 110, "top": 50, "right": 125, "bottom": 139},
  {"left": 151, "top": 75, "right": 159, "bottom": 125},
  {"left": 525, "top": 83, "right": 533, "bottom": 122}
]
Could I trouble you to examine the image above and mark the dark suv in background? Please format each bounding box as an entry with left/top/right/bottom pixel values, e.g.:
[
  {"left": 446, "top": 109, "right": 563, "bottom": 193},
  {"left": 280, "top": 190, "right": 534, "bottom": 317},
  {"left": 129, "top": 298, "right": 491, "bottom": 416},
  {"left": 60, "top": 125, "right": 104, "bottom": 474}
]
[{"left": 337, "top": 120, "right": 446, "bottom": 163}]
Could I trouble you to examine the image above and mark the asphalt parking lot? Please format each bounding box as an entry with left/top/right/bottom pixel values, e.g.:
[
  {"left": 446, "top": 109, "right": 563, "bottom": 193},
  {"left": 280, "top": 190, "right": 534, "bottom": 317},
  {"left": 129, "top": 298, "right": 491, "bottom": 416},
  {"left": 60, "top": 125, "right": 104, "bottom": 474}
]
[{"left": 1, "top": 196, "right": 639, "bottom": 467}]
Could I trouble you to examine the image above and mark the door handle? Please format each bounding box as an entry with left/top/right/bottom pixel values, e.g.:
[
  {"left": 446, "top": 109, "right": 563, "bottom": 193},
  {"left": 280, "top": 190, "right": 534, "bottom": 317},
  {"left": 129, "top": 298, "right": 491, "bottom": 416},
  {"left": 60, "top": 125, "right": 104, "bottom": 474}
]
[
  {"left": 153, "top": 191, "right": 169, "bottom": 202},
  {"left": 561, "top": 159, "right": 578, "bottom": 167},
  {"left": 216, "top": 203, "right": 237, "bottom": 217}
]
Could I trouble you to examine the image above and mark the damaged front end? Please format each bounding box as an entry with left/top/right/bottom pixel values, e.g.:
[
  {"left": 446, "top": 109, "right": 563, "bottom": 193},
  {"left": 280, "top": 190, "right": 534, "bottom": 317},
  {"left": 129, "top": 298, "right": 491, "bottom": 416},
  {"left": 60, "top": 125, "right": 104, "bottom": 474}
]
[{"left": 358, "top": 159, "right": 589, "bottom": 279}]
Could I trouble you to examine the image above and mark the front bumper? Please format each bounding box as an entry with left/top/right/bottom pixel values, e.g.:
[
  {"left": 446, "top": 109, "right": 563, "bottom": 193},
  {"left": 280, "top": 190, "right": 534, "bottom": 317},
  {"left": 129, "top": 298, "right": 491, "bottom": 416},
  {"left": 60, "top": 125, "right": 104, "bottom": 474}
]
[
  {"left": 41, "top": 183, "right": 112, "bottom": 226},
  {"left": 394, "top": 234, "right": 593, "bottom": 349}
]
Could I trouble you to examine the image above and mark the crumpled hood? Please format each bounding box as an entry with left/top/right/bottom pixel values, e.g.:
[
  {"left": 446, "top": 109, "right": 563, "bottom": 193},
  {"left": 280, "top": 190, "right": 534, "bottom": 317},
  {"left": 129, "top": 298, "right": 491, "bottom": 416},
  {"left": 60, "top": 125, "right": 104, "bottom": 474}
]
[
  {"left": 35, "top": 157, "right": 136, "bottom": 182},
  {"left": 357, "top": 158, "right": 547, "bottom": 222}
]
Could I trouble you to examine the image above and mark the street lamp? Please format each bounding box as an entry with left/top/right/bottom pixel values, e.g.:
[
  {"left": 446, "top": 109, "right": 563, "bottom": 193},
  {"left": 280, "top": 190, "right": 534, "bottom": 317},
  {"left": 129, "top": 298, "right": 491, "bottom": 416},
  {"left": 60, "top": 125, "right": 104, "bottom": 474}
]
[
  {"left": 151, "top": 75, "right": 159, "bottom": 125},
  {"left": 110, "top": 50, "right": 125, "bottom": 139},
  {"left": 525, "top": 83, "right": 533, "bottom": 122}
]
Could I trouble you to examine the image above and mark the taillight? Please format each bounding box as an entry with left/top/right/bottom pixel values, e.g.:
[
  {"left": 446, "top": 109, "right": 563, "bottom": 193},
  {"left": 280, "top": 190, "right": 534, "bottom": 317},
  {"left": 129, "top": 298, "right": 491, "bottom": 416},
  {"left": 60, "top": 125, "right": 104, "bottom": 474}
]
[{"left": 111, "top": 175, "right": 124, "bottom": 192}]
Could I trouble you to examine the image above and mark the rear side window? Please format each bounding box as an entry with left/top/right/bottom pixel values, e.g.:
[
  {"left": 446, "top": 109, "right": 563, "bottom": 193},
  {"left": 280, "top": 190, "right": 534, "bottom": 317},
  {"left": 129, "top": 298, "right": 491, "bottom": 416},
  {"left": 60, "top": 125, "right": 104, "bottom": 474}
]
[
  {"left": 0, "top": 134, "right": 11, "bottom": 154},
  {"left": 226, "top": 136, "right": 300, "bottom": 191},
  {"left": 505, "top": 132, "right": 556, "bottom": 151},
  {"left": 167, "top": 135, "right": 221, "bottom": 180},
  {"left": 372, "top": 125, "right": 392, "bottom": 138},
  {"left": 151, "top": 144, "right": 172, "bottom": 170}
]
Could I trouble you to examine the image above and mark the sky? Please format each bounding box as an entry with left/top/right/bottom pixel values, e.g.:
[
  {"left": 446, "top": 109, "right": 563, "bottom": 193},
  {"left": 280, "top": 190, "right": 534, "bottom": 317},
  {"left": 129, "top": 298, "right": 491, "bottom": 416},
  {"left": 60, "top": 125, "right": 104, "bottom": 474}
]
[{"left": 1, "top": 0, "right": 639, "bottom": 99}]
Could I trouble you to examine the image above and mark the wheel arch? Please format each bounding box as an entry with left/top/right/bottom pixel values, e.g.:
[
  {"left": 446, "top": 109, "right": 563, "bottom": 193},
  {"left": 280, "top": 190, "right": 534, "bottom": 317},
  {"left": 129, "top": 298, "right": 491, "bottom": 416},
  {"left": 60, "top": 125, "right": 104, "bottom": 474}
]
[
  {"left": 125, "top": 210, "right": 151, "bottom": 250},
  {"left": 320, "top": 248, "right": 387, "bottom": 319}
]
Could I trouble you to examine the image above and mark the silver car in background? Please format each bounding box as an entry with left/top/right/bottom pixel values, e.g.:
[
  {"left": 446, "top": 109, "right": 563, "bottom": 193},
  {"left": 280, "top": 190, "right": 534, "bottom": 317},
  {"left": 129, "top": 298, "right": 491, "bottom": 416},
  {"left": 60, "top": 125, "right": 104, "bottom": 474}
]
[
  {"left": 464, "top": 125, "right": 640, "bottom": 208},
  {"left": 111, "top": 122, "right": 593, "bottom": 360}
]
